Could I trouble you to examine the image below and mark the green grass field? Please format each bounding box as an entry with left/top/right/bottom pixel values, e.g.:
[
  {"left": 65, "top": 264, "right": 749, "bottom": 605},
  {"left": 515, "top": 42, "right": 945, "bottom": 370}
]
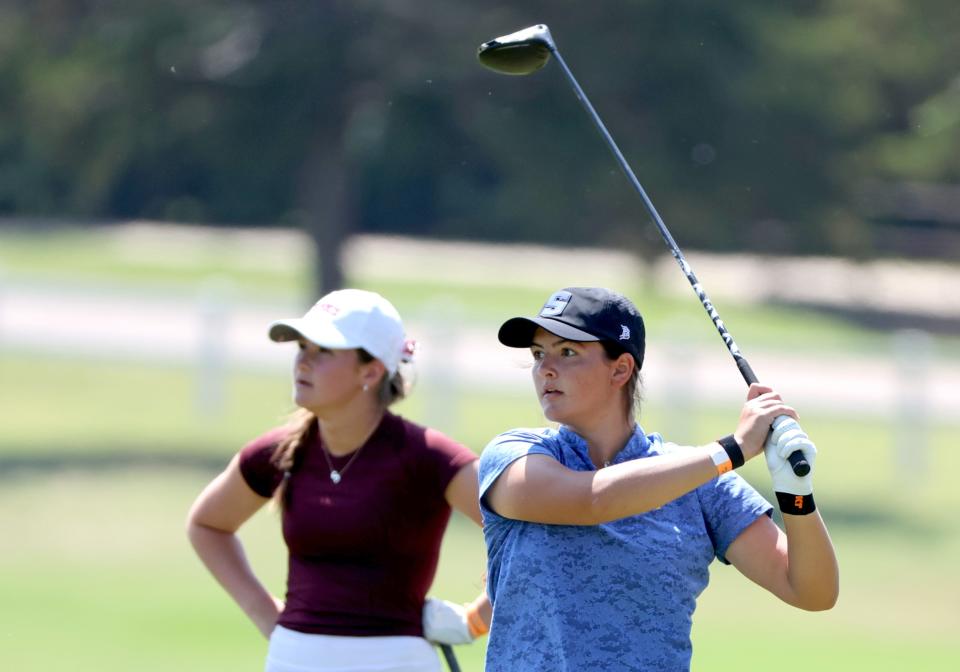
[
  {"left": 2, "top": 226, "right": 958, "bottom": 670},
  {"left": 1, "top": 461, "right": 957, "bottom": 671}
]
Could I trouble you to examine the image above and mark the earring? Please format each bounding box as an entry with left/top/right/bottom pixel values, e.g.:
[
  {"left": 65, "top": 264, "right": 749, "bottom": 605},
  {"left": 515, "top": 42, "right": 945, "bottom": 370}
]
[{"left": 363, "top": 384, "right": 369, "bottom": 392}]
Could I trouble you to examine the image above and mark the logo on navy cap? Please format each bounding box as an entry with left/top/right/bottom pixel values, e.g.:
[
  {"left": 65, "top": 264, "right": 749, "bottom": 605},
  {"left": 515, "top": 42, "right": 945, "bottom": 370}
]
[{"left": 539, "top": 291, "right": 572, "bottom": 317}]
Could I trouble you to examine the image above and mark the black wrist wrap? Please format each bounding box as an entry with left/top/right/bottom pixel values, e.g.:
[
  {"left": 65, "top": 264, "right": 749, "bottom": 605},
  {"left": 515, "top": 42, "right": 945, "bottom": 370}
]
[
  {"left": 775, "top": 492, "right": 816, "bottom": 515},
  {"left": 716, "top": 435, "right": 745, "bottom": 469}
]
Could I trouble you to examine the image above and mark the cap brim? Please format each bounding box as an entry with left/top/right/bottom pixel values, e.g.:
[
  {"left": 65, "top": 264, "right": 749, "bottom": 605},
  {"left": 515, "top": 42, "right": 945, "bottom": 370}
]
[
  {"left": 268, "top": 319, "right": 354, "bottom": 349},
  {"left": 498, "top": 316, "right": 600, "bottom": 348}
]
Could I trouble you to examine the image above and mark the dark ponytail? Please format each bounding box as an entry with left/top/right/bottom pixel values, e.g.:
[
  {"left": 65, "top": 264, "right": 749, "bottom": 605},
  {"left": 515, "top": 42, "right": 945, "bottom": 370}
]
[{"left": 600, "top": 341, "right": 643, "bottom": 421}]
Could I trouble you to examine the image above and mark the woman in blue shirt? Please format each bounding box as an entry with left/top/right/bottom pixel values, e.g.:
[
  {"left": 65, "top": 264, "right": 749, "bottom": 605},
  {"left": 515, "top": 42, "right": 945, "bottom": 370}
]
[{"left": 479, "top": 287, "right": 838, "bottom": 671}]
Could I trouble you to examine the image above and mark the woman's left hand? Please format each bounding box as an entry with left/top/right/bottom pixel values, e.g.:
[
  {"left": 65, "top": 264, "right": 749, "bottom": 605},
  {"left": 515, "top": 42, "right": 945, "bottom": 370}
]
[
  {"left": 422, "top": 598, "right": 474, "bottom": 644},
  {"left": 764, "top": 416, "right": 816, "bottom": 496},
  {"left": 734, "top": 384, "right": 799, "bottom": 461}
]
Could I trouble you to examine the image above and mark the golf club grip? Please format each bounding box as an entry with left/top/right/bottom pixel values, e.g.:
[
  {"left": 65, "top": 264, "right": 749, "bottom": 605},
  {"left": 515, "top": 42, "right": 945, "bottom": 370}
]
[
  {"left": 440, "top": 644, "right": 462, "bottom": 672},
  {"left": 737, "top": 357, "right": 810, "bottom": 476},
  {"left": 785, "top": 438, "right": 810, "bottom": 475}
]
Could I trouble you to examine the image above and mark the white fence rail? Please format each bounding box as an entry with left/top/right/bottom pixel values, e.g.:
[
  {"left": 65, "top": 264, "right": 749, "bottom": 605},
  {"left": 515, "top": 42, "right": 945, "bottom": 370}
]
[{"left": 2, "top": 276, "right": 957, "bottom": 424}]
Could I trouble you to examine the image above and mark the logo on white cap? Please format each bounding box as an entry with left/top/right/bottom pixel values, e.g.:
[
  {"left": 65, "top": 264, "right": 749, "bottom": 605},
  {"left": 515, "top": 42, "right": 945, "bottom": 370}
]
[{"left": 268, "top": 289, "right": 406, "bottom": 375}]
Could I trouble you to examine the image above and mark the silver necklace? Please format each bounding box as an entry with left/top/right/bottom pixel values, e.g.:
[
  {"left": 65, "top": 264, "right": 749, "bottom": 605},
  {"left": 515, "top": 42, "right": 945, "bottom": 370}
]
[{"left": 320, "top": 442, "right": 365, "bottom": 484}]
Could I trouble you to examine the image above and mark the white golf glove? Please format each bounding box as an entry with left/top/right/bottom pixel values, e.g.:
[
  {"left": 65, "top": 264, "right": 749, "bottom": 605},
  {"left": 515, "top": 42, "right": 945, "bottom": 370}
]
[
  {"left": 422, "top": 598, "right": 473, "bottom": 645},
  {"left": 764, "top": 416, "right": 818, "bottom": 515}
]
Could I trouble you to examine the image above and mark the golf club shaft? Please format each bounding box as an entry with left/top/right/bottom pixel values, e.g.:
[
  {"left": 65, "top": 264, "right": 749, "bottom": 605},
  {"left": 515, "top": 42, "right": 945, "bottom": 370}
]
[
  {"left": 440, "top": 644, "right": 462, "bottom": 672},
  {"left": 549, "top": 48, "right": 809, "bottom": 476}
]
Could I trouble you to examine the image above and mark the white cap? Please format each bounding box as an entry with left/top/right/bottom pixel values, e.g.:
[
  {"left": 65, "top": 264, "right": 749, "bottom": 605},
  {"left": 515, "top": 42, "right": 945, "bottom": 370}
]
[{"left": 268, "top": 289, "right": 406, "bottom": 375}]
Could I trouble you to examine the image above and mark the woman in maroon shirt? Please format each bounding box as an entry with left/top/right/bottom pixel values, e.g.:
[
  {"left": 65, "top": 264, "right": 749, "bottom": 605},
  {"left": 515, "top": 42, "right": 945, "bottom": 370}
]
[{"left": 187, "top": 289, "right": 490, "bottom": 672}]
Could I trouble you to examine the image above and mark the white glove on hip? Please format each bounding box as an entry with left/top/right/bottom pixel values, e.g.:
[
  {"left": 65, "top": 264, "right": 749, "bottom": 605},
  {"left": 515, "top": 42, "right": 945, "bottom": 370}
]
[
  {"left": 422, "top": 598, "right": 473, "bottom": 645},
  {"left": 764, "top": 416, "right": 816, "bottom": 496}
]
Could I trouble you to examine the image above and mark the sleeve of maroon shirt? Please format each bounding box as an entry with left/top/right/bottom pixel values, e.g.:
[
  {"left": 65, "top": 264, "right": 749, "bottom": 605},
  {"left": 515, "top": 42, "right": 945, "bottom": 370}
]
[
  {"left": 237, "top": 427, "right": 290, "bottom": 498},
  {"left": 420, "top": 425, "right": 478, "bottom": 498}
]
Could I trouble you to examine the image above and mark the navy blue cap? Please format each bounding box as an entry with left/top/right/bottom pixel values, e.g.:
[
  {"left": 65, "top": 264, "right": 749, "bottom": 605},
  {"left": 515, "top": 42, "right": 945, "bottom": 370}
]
[{"left": 498, "top": 287, "right": 645, "bottom": 368}]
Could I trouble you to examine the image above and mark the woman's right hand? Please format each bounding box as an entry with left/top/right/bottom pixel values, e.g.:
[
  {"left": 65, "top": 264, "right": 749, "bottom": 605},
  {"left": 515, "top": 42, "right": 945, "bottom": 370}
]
[
  {"left": 733, "top": 384, "right": 799, "bottom": 461},
  {"left": 253, "top": 595, "right": 285, "bottom": 639}
]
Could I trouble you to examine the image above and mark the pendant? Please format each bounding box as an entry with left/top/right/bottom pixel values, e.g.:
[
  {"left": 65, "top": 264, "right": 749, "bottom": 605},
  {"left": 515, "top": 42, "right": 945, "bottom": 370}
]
[{"left": 329, "top": 470, "right": 341, "bottom": 484}]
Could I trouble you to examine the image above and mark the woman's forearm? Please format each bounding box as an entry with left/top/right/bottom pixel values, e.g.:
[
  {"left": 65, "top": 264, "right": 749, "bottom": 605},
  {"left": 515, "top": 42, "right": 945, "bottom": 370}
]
[
  {"left": 187, "top": 522, "right": 283, "bottom": 637},
  {"left": 783, "top": 512, "right": 840, "bottom": 610},
  {"left": 588, "top": 448, "right": 720, "bottom": 523}
]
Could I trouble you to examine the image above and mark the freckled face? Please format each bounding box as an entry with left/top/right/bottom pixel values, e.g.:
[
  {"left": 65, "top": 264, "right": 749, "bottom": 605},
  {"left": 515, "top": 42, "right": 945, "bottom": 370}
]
[
  {"left": 530, "top": 327, "right": 620, "bottom": 428},
  {"left": 292, "top": 340, "right": 366, "bottom": 414}
]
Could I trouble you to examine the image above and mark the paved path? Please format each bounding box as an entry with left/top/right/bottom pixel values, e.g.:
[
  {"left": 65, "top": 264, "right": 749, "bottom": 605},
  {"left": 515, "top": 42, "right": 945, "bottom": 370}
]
[{"left": 3, "top": 280, "right": 958, "bottom": 421}]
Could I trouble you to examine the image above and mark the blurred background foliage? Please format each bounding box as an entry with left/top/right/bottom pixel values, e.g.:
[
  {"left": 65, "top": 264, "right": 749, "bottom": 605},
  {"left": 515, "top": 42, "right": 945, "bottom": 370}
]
[{"left": 2, "top": 0, "right": 959, "bottom": 293}]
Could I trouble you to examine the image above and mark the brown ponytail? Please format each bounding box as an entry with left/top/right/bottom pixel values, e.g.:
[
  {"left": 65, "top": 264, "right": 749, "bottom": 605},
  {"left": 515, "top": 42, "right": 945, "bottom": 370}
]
[{"left": 271, "top": 408, "right": 317, "bottom": 507}]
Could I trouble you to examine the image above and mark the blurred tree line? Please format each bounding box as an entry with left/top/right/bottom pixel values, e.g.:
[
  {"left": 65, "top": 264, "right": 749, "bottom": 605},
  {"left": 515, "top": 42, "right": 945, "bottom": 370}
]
[{"left": 1, "top": 0, "right": 958, "bottom": 292}]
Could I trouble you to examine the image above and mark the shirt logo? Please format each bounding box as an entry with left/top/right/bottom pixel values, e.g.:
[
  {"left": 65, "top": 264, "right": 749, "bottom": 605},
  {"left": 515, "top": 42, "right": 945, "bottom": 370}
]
[
  {"left": 619, "top": 325, "right": 630, "bottom": 340},
  {"left": 540, "top": 291, "right": 572, "bottom": 317}
]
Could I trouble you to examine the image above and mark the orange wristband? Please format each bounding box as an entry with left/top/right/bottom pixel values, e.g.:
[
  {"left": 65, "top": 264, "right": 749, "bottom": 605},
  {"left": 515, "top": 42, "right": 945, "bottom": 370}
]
[
  {"left": 465, "top": 602, "right": 489, "bottom": 638},
  {"left": 709, "top": 444, "right": 733, "bottom": 475}
]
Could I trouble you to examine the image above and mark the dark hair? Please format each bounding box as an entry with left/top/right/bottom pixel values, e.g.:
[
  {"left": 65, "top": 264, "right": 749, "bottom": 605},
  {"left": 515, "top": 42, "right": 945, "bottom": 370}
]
[
  {"left": 600, "top": 341, "right": 643, "bottom": 420},
  {"left": 270, "top": 348, "right": 408, "bottom": 508}
]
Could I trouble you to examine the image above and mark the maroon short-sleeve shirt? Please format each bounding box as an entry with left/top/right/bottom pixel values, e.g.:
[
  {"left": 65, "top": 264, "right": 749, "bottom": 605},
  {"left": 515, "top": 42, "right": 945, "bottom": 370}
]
[{"left": 238, "top": 411, "right": 477, "bottom": 637}]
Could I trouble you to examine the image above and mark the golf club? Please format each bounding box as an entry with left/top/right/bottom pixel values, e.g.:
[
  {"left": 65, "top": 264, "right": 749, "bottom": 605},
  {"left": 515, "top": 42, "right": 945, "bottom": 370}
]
[
  {"left": 478, "top": 24, "right": 810, "bottom": 476},
  {"left": 440, "top": 644, "right": 462, "bottom": 672}
]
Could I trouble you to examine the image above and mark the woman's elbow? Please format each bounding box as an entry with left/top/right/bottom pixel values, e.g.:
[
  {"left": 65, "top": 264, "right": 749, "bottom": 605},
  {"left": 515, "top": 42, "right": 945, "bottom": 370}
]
[
  {"left": 185, "top": 498, "right": 205, "bottom": 534},
  {"left": 814, "top": 584, "right": 840, "bottom": 611},
  {"left": 185, "top": 503, "right": 221, "bottom": 543},
  {"left": 796, "top": 584, "right": 839, "bottom": 612},
  {"left": 185, "top": 512, "right": 206, "bottom": 545},
  {"left": 800, "top": 596, "right": 838, "bottom": 612}
]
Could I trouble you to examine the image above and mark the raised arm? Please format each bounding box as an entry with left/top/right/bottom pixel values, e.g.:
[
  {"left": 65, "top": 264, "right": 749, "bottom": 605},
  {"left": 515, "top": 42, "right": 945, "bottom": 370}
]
[
  {"left": 487, "top": 385, "right": 798, "bottom": 526},
  {"left": 487, "top": 449, "right": 723, "bottom": 525},
  {"left": 186, "top": 455, "right": 283, "bottom": 638}
]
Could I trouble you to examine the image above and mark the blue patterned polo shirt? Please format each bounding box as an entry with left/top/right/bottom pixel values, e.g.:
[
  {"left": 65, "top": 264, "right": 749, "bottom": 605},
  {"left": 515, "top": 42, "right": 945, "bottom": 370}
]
[{"left": 479, "top": 425, "right": 772, "bottom": 672}]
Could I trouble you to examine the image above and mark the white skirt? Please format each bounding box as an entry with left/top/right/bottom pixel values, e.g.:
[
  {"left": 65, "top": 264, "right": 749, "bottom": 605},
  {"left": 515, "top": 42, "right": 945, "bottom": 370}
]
[{"left": 265, "top": 625, "right": 443, "bottom": 672}]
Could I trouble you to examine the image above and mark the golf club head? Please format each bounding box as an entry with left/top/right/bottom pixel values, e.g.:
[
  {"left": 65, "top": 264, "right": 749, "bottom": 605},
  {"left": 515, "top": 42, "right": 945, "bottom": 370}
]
[{"left": 477, "top": 24, "right": 555, "bottom": 75}]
